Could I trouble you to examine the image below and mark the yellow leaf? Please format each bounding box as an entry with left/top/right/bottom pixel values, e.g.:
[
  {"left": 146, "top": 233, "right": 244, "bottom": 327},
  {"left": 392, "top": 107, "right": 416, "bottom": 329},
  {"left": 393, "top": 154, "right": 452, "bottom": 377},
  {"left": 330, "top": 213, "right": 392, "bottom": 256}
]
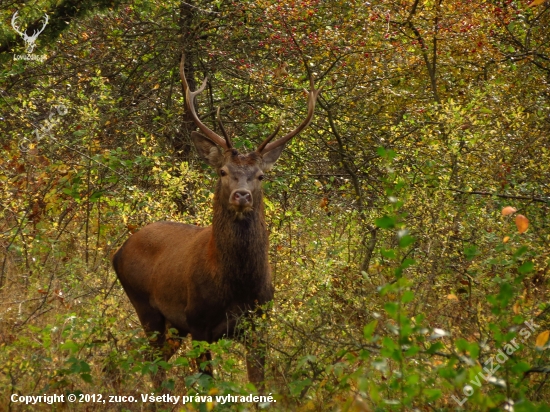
[
  {"left": 301, "top": 400, "right": 316, "bottom": 411},
  {"left": 447, "top": 294, "right": 459, "bottom": 301},
  {"left": 503, "top": 236, "right": 510, "bottom": 243},
  {"left": 502, "top": 206, "right": 517, "bottom": 216},
  {"left": 529, "top": 0, "right": 547, "bottom": 7},
  {"left": 512, "top": 302, "right": 520, "bottom": 314},
  {"left": 535, "top": 330, "right": 550, "bottom": 349},
  {"left": 515, "top": 214, "right": 529, "bottom": 234}
]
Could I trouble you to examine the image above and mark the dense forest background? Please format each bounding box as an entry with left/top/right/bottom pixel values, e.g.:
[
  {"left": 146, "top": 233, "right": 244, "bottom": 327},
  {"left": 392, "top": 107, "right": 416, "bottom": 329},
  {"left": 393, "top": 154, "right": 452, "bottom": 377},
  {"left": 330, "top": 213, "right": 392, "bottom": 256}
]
[{"left": 1, "top": 0, "right": 550, "bottom": 410}]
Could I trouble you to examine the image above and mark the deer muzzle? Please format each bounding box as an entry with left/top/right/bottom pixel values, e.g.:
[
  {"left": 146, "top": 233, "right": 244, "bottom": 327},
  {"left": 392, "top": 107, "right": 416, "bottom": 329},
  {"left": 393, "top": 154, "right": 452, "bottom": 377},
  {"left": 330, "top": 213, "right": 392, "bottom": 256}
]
[{"left": 230, "top": 189, "right": 253, "bottom": 211}]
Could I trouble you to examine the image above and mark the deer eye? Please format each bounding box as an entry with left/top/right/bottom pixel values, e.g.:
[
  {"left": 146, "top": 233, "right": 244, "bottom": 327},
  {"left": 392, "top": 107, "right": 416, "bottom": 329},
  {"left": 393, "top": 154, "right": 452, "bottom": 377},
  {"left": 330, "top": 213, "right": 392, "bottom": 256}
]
[
  {"left": 220, "top": 170, "right": 227, "bottom": 177},
  {"left": 258, "top": 175, "right": 264, "bottom": 181}
]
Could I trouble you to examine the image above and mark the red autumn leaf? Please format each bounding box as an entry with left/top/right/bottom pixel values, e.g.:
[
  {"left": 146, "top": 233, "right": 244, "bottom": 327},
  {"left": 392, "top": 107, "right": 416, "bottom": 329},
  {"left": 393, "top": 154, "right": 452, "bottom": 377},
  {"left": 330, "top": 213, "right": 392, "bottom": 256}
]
[
  {"left": 515, "top": 214, "right": 529, "bottom": 234},
  {"left": 502, "top": 206, "right": 517, "bottom": 216}
]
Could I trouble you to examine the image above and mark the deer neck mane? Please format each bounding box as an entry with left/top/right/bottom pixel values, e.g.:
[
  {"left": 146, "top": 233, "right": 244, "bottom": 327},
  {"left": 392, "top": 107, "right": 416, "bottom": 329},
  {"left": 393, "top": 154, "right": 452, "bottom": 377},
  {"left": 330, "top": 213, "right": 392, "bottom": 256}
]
[{"left": 210, "top": 189, "right": 269, "bottom": 289}]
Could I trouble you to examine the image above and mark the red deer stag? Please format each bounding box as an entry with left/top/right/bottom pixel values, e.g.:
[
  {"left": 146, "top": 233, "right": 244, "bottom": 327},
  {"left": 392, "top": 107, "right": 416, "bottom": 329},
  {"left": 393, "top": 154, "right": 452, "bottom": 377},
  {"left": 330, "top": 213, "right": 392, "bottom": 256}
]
[{"left": 112, "top": 56, "right": 320, "bottom": 388}]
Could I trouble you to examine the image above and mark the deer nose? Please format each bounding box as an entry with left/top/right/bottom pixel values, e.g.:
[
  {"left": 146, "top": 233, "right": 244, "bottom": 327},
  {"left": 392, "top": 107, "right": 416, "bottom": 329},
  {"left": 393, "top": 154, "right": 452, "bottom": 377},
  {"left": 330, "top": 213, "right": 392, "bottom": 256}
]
[{"left": 231, "top": 190, "right": 252, "bottom": 207}]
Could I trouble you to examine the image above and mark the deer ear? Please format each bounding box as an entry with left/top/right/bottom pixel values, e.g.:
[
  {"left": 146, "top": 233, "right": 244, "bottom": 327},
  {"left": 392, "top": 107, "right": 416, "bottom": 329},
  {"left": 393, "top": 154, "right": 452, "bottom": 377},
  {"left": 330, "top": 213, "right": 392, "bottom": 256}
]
[
  {"left": 261, "top": 144, "right": 285, "bottom": 172},
  {"left": 191, "top": 131, "right": 224, "bottom": 168}
]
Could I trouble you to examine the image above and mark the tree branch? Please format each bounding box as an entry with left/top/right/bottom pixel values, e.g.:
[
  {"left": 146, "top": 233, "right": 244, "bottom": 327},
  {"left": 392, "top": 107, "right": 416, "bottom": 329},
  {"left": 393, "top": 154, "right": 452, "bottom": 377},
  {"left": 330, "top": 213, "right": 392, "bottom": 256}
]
[{"left": 446, "top": 189, "right": 549, "bottom": 204}]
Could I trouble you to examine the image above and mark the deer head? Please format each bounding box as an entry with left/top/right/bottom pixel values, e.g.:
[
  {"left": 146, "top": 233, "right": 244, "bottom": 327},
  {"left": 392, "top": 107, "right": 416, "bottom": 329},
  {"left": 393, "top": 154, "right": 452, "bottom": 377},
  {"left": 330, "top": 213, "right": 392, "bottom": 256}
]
[
  {"left": 11, "top": 12, "right": 49, "bottom": 54},
  {"left": 179, "top": 56, "right": 321, "bottom": 219}
]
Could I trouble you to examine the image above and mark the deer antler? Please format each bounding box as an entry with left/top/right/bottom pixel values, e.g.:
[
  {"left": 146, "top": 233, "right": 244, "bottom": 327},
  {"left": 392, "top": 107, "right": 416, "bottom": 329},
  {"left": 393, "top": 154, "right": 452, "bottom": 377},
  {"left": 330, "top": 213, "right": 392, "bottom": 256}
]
[
  {"left": 216, "top": 107, "right": 234, "bottom": 149},
  {"left": 28, "top": 14, "right": 49, "bottom": 42},
  {"left": 257, "top": 74, "right": 321, "bottom": 154},
  {"left": 256, "top": 122, "right": 282, "bottom": 154},
  {"left": 180, "top": 55, "right": 230, "bottom": 149},
  {"left": 180, "top": 54, "right": 320, "bottom": 153},
  {"left": 11, "top": 12, "right": 24, "bottom": 36}
]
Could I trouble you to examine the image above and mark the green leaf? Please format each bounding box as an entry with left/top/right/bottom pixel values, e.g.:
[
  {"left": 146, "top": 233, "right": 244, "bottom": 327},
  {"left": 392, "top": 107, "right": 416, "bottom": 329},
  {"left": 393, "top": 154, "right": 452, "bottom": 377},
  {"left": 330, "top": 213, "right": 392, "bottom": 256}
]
[
  {"left": 60, "top": 340, "right": 79, "bottom": 353},
  {"left": 464, "top": 245, "right": 480, "bottom": 260},
  {"left": 405, "top": 346, "right": 420, "bottom": 357},
  {"left": 381, "top": 248, "right": 397, "bottom": 259},
  {"left": 289, "top": 378, "right": 312, "bottom": 396},
  {"left": 382, "top": 337, "right": 397, "bottom": 351},
  {"left": 369, "top": 381, "right": 381, "bottom": 402},
  {"left": 384, "top": 302, "right": 398, "bottom": 318},
  {"left": 401, "top": 258, "right": 416, "bottom": 269},
  {"left": 173, "top": 357, "right": 189, "bottom": 367},
  {"left": 423, "top": 389, "right": 442, "bottom": 401},
  {"left": 162, "top": 378, "right": 176, "bottom": 391},
  {"left": 513, "top": 246, "right": 529, "bottom": 259},
  {"left": 89, "top": 190, "right": 104, "bottom": 202},
  {"left": 426, "top": 342, "right": 444, "bottom": 354},
  {"left": 401, "top": 290, "right": 414, "bottom": 303},
  {"left": 363, "top": 320, "right": 378, "bottom": 339},
  {"left": 376, "top": 146, "right": 397, "bottom": 160},
  {"left": 511, "top": 361, "right": 531, "bottom": 374},
  {"left": 498, "top": 282, "right": 514, "bottom": 301},
  {"left": 79, "top": 361, "right": 91, "bottom": 373},
  {"left": 407, "top": 373, "right": 420, "bottom": 385},
  {"left": 80, "top": 373, "right": 93, "bottom": 383},
  {"left": 375, "top": 215, "right": 396, "bottom": 229},
  {"left": 399, "top": 234, "right": 415, "bottom": 248},
  {"left": 518, "top": 261, "right": 534, "bottom": 274}
]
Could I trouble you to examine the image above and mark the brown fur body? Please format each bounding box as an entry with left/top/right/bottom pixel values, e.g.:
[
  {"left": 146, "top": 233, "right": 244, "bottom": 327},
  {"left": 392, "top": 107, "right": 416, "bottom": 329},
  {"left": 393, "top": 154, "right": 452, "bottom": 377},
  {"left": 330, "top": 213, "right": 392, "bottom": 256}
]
[
  {"left": 112, "top": 204, "right": 273, "bottom": 344},
  {"left": 112, "top": 145, "right": 277, "bottom": 386}
]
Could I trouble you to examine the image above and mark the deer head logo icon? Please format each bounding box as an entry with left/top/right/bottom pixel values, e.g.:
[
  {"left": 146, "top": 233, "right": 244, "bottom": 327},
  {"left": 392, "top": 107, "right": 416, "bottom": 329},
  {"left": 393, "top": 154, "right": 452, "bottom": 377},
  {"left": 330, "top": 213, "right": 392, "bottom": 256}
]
[{"left": 11, "top": 12, "right": 49, "bottom": 54}]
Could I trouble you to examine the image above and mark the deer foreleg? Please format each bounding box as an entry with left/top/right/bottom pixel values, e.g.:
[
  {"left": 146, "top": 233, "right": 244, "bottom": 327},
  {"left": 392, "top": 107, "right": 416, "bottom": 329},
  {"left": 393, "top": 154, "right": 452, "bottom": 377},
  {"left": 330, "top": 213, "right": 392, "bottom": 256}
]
[{"left": 245, "top": 337, "right": 267, "bottom": 391}]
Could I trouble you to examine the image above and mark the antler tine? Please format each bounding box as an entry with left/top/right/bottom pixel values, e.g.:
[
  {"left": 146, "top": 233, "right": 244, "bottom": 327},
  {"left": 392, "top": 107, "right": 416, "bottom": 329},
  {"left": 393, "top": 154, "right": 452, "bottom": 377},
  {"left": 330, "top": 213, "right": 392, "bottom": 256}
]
[
  {"left": 11, "top": 12, "right": 23, "bottom": 35},
  {"left": 36, "top": 14, "right": 49, "bottom": 37},
  {"left": 31, "top": 14, "right": 49, "bottom": 38},
  {"left": 259, "top": 73, "right": 321, "bottom": 154},
  {"left": 179, "top": 55, "right": 228, "bottom": 149},
  {"left": 216, "top": 106, "right": 233, "bottom": 149},
  {"left": 256, "top": 122, "right": 281, "bottom": 154}
]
